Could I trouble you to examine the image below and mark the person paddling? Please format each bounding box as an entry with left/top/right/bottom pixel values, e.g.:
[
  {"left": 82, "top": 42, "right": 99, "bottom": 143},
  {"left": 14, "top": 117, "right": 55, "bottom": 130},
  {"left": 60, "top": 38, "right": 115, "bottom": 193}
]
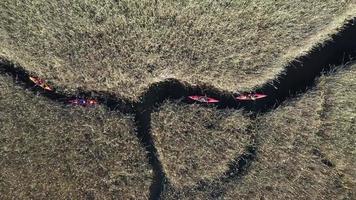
[
  {"left": 197, "top": 96, "right": 209, "bottom": 103},
  {"left": 235, "top": 92, "right": 267, "bottom": 101}
]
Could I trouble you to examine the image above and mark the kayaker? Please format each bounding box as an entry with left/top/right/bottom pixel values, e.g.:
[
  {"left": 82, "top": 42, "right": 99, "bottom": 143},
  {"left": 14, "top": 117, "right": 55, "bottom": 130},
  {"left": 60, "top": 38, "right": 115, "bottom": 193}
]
[
  {"left": 29, "top": 76, "right": 53, "bottom": 91},
  {"left": 249, "top": 93, "right": 256, "bottom": 100},
  {"left": 198, "top": 96, "right": 209, "bottom": 102}
]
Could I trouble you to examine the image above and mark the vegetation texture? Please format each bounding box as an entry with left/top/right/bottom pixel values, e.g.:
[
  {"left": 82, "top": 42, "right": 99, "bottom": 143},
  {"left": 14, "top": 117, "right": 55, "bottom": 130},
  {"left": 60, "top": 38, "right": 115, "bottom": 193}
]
[
  {"left": 151, "top": 102, "right": 252, "bottom": 188},
  {"left": 160, "top": 65, "right": 356, "bottom": 199},
  {"left": 223, "top": 65, "right": 356, "bottom": 200},
  {"left": 0, "top": 75, "right": 152, "bottom": 199},
  {"left": 1, "top": 0, "right": 355, "bottom": 100},
  {"left": 1, "top": 0, "right": 355, "bottom": 199}
]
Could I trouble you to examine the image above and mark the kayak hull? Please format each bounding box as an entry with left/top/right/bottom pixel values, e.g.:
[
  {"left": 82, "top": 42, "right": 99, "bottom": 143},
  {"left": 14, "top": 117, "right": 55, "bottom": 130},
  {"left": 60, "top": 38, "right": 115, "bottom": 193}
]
[
  {"left": 42, "top": 84, "right": 53, "bottom": 91},
  {"left": 29, "top": 76, "right": 53, "bottom": 91},
  {"left": 235, "top": 93, "right": 267, "bottom": 101},
  {"left": 68, "top": 99, "right": 98, "bottom": 106},
  {"left": 188, "top": 95, "right": 219, "bottom": 103}
]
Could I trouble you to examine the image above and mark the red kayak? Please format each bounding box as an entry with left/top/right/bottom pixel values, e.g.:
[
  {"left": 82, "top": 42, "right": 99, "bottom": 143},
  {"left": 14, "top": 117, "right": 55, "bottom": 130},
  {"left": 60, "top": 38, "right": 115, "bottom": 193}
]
[
  {"left": 68, "top": 98, "right": 98, "bottom": 106},
  {"left": 235, "top": 93, "right": 267, "bottom": 101},
  {"left": 188, "top": 95, "right": 219, "bottom": 103}
]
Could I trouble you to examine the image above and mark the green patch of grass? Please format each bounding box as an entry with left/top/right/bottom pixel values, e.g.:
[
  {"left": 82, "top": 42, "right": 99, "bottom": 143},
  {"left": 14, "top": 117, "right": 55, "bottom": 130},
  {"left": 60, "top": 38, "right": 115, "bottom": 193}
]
[
  {"left": 0, "top": 75, "right": 152, "bottom": 199},
  {"left": 151, "top": 101, "right": 252, "bottom": 188},
  {"left": 1, "top": 0, "right": 354, "bottom": 99}
]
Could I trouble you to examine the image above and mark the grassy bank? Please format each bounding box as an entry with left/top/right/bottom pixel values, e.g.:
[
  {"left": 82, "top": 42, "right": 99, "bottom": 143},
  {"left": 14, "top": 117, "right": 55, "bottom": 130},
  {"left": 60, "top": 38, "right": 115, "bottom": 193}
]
[
  {"left": 160, "top": 64, "right": 355, "bottom": 199},
  {"left": 224, "top": 64, "right": 356, "bottom": 199},
  {"left": 151, "top": 101, "right": 253, "bottom": 189},
  {"left": 1, "top": 1, "right": 355, "bottom": 198},
  {"left": 0, "top": 74, "right": 152, "bottom": 199},
  {"left": 1, "top": 0, "right": 355, "bottom": 100}
]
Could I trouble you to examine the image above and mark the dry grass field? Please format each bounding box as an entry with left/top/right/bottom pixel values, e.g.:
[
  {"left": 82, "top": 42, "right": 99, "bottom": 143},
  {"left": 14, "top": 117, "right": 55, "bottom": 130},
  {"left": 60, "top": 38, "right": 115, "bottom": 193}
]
[
  {"left": 151, "top": 102, "right": 253, "bottom": 188},
  {"left": 223, "top": 65, "right": 356, "bottom": 200},
  {"left": 160, "top": 64, "right": 356, "bottom": 199},
  {"left": 0, "top": 75, "right": 152, "bottom": 199},
  {"left": 1, "top": 0, "right": 355, "bottom": 100},
  {"left": 1, "top": 0, "right": 356, "bottom": 199}
]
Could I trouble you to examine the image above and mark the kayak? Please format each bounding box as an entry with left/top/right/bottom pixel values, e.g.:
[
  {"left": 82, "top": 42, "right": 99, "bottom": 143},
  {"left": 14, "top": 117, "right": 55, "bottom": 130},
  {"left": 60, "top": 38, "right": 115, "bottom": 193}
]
[
  {"left": 68, "top": 98, "right": 98, "bottom": 106},
  {"left": 29, "top": 76, "right": 53, "bottom": 91},
  {"left": 188, "top": 95, "right": 219, "bottom": 103},
  {"left": 236, "top": 93, "right": 267, "bottom": 101}
]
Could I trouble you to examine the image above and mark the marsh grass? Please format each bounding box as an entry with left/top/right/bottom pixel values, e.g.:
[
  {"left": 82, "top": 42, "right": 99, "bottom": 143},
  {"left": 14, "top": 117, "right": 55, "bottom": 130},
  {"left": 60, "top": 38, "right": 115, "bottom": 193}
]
[
  {"left": 1, "top": 1, "right": 355, "bottom": 199},
  {"left": 151, "top": 101, "right": 253, "bottom": 188},
  {"left": 0, "top": 75, "right": 152, "bottom": 199},
  {"left": 158, "top": 65, "right": 355, "bottom": 199},
  {"left": 1, "top": 0, "right": 355, "bottom": 100},
  {"left": 223, "top": 65, "right": 356, "bottom": 199}
]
